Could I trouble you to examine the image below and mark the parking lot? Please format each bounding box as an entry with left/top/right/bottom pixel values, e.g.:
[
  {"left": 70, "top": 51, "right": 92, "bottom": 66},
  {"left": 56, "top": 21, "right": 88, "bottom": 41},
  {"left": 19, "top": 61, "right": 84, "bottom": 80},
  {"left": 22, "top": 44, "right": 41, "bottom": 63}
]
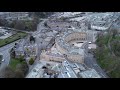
[{"left": 0, "top": 28, "right": 13, "bottom": 39}]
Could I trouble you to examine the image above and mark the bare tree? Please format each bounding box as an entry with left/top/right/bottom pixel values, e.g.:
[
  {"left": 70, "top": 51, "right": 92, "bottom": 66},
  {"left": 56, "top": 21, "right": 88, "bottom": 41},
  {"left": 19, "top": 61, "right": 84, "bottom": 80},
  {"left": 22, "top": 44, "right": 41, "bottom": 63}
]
[
  {"left": 14, "top": 20, "right": 25, "bottom": 30},
  {"left": 0, "top": 66, "right": 15, "bottom": 78},
  {"left": 15, "top": 69, "right": 24, "bottom": 78},
  {"left": 111, "top": 29, "right": 118, "bottom": 38}
]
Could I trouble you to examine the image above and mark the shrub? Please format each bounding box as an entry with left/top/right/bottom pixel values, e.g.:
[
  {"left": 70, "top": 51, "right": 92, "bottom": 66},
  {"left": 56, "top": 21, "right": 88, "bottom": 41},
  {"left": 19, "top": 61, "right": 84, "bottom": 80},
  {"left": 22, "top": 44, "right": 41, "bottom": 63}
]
[
  {"left": 19, "top": 55, "right": 24, "bottom": 62},
  {"left": 29, "top": 58, "right": 34, "bottom": 65}
]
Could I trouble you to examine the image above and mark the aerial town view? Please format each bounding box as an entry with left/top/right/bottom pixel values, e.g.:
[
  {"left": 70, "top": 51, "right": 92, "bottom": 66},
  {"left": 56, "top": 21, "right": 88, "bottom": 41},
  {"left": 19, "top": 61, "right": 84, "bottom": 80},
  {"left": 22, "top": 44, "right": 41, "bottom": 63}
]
[{"left": 0, "top": 12, "right": 120, "bottom": 78}]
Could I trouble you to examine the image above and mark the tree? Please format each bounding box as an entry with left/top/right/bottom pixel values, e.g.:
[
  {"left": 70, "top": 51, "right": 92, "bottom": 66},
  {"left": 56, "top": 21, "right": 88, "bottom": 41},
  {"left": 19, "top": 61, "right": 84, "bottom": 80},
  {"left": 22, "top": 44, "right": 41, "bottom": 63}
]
[
  {"left": 14, "top": 20, "right": 25, "bottom": 30},
  {"left": 30, "top": 36, "right": 35, "bottom": 43},
  {"left": 29, "top": 58, "right": 34, "bottom": 65},
  {"left": 16, "top": 62, "right": 29, "bottom": 76},
  {"left": 44, "top": 22, "right": 48, "bottom": 27},
  {"left": 8, "top": 20, "right": 16, "bottom": 28},
  {"left": 0, "top": 19, "right": 8, "bottom": 27},
  {"left": 15, "top": 69, "right": 24, "bottom": 78},
  {"left": 0, "top": 55, "right": 3, "bottom": 61},
  {"left": 88, "top": 22, "right": 91, "bottom": 30},
  {"left": 15, "top": 43, "right": 18, "bottom": 46},
  {"left": 111, "top": 29, "right": 118, "bottom": 38},
  {"left": 19, "top": 55, "right": 24, "bottom": 62},
  {"left": 110, "top": 40, "right": 120, "bottom": 56},
  {"left": 10, "top": 48, "right": 16, "bottom": 58},
  {"left": 0, "top": 55, "right": 3, "bottom": 64},
  {"left": 32, "top": 12, "right": 54, "bottom": 18},
  {"left": 96, "top": 32, "right": 103, "bottom": 43},
  {"left": 0, "top": 66, "right": 15, "bottom": 78}
]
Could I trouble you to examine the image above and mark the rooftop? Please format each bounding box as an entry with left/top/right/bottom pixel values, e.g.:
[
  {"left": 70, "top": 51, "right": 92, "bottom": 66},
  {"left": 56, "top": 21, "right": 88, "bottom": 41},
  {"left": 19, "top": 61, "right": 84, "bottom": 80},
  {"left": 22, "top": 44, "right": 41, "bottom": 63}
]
[
  {"left": 79, "top": 69, "right": 101, "bottom": 78},
  {"left": 26, "top": 60, "right": 60, "bottom": 78},
  {"left": 56, "top": 29, "right": 87, "bottom": 55},
  {"left": 26, "top": 63, "right": 44, "bottom": 78}
]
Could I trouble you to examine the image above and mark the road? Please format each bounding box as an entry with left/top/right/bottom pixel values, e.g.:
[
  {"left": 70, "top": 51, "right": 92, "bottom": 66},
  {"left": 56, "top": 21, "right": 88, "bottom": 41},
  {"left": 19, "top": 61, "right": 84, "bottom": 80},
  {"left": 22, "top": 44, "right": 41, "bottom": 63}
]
[
  {"left": 0, "top": 14, "right": 56, "bottom": 73},
  {"left": 27, "top": 19, "right": 49, "bottom": 72},
  {"left": 84, "top": 52, "right": 108, "bottom": 78},
  {"left": 83, "top": 36, "right": 108, "bottom": 78},
  {"left": 33, "top": 13, "right": 109, "bottom": 78},
  {"left": 0, "top": 12, "right": 113, "bottom": 78},
  {"left": 33, "top": 19, "right": 48, "bottom": 60},
  {"left": 0, "top": 39, "right": 22, "bottom": 70},
  {"left": 32, "top": 19, "right": 48, "bottom": 37}
]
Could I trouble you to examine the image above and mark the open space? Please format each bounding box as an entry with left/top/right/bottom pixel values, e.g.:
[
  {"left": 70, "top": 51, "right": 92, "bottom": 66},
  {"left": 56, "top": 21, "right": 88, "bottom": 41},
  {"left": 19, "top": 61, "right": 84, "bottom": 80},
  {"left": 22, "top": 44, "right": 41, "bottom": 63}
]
[
  {"left": 9, "top": 58, "right": 21, "bottom": 70},
  {"left": 9, "top": 57, "right": 26, "bottom": 70},
  {"left": 0, "top": 32, "right": 27, "bottom": 47},
  {"left": 69, "top": 41, "right": 84, "bottom": 48}
]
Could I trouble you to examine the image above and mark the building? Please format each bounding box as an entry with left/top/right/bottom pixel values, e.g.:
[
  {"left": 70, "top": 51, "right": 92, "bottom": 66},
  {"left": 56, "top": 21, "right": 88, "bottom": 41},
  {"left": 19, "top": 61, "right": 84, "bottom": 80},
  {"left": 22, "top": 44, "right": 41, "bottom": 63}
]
[
  {"left": 26, "top": 60, "right": 60, "bottom": 78},
  {"left": 55, "top": 29, "right": 87, "bottom": 63},
  {"left": 24, "top": 44, "right": 38, "bottom": 57},
  {"left": 40, "top": 44, "right": 65, "bottom": 63},
  {"left": 0, "top": 12, "right": 29, "bottom": 20},
  {"left": 78, "top": 69, "right": 101, "bottom": 78},
  {"left": 26, "top": 62, "right": 45, "bottom": 78},
  {"left": 14, "top": 40, "right": 25, "bottom": 57},
  {"left": 15, "top": 46, "right": 25, "bottom": 57},
  {"left": 89, "top": 13, "right": 119, "bottom": 31},
  {"left": 26, "top": 59, "right": 102, "bottom": 78},
  {"left": 57, "top": 60, "right": 78, "bottom": 78},
  {"left": 59, "top": 60, "right": 101, "bottom": 78},
  {"left": 41, "top": 52, "right": 64, "bottom": 63}
]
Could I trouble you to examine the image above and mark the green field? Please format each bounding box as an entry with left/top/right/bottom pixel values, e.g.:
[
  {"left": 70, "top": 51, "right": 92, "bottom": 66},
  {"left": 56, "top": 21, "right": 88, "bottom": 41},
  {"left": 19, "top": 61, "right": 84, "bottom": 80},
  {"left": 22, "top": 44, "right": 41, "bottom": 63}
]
[
  {"left": 9, "top": 58, "right": 21, "bottom": 70},
  {"left": 9, "top": 58, "right": 26, "bottom": 70},
  {"left": 0, "top": 32, "right": 27, "bottom": 47}
]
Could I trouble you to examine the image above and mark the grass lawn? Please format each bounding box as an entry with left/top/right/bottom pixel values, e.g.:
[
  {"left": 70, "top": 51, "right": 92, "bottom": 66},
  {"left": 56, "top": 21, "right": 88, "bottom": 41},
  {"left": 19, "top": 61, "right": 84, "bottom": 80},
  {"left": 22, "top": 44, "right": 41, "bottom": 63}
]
[
  {"left": 0, "top": 32, "right": 27, "bottom": 47},
  {"left": 9, "top": 58, "right": 22, "bottom": 70}
]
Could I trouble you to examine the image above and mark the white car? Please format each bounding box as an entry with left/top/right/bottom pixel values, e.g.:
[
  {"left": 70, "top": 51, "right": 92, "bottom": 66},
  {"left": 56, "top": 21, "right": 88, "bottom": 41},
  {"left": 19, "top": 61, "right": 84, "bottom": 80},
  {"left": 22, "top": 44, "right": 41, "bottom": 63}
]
[
  {"left": 89, "top": 42, "right": 92, "bottom": 44},
  {"left": 88, "top": 47, "right": 92, "bottom": 49},
  {"left": 2, "top": 59, "right": 5, "bottom": 62}
]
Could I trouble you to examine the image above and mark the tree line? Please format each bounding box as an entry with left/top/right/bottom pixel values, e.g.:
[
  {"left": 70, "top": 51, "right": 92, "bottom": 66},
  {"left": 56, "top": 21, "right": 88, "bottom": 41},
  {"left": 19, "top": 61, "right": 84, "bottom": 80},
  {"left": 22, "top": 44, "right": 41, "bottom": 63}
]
[{"left": 94, "top": 29, "right": 120, "bottom": 78}]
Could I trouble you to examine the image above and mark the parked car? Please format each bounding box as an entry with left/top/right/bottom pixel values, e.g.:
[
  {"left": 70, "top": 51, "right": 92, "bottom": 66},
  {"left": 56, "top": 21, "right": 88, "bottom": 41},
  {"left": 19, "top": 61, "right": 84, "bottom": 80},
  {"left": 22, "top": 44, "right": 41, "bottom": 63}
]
[
  {"left": 7, "top": 28, "right": 11, "bottom": 30},
  {"left": 89, "top": 42, "right": 92, "bottom": 44},
  {"left": 2, "top": 59, "right": 5, "bottom": 62}
]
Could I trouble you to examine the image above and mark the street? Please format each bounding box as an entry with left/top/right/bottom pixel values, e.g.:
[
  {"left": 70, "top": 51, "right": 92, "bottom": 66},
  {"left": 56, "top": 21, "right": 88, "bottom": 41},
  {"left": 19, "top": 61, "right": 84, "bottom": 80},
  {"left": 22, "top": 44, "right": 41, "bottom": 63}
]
[
  {"left": 0, "top": 12, "right": 113, "bottom": 78},
  {"left": 0, "top": 39, "right": 22, "bottom": 70},
  {"left": 27, "top": 19, "right": 48, "bottom": 72},
  {"left": 84, "top": 52, "right": 108, "bottom": 78},
  {"left": 0, "top": 18, "right": 47, "bottom": 71}
]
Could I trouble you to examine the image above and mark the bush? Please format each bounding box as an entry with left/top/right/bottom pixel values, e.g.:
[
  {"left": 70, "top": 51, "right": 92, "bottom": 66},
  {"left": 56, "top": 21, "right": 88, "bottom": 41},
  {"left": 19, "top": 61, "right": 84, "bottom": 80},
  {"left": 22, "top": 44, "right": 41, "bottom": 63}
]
[
  {"left": 14, "top": 69, "right": 24, "bottom": 78},
  {"left": 19, "top": 55, "right": 24, "bottom": 62},
  {"left": 30, "top": 36, "right": 35, "bottom": 43},
  {"left": 16, "top": 62, "right": 29, "bottom": 76},
  {"left": 29, "top": 58, "right": 34, "bottom": 65},
  {"left": 0, "top": 66, "right": 15, "bottom": 78},
  {"left": 5, "top": 41, "right": 8, "bottom": 43},
  {"left": 14, "top": 20, "right": 26, "bottom": 30},
  {"left": 0, "top": 55, "right": 3, "bottom": 61}
]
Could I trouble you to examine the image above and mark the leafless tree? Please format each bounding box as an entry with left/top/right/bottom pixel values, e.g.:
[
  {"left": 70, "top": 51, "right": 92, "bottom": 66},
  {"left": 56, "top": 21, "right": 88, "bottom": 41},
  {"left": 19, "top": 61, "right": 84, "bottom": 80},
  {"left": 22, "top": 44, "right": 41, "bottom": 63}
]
[{"left": 0, "top": 66, "right": 15, "bottom": 78}]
